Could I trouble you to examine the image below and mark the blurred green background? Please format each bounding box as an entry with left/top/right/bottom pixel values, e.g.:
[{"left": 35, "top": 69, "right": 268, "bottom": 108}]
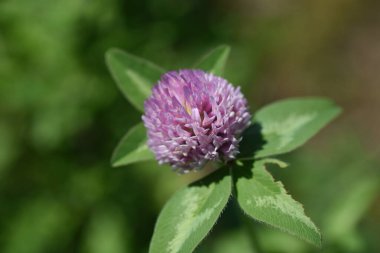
[{"left": 0, "top": 0, "right": 379, "bottom": 252}]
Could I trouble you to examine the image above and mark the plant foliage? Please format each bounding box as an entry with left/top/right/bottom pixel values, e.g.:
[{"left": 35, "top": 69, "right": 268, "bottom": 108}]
[{"left": 106, "top": 45, "right": 342, "bottom": 253}]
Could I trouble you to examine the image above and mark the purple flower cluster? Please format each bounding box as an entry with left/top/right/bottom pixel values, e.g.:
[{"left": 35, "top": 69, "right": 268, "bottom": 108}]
[{"left": 142, "top": 69, "right": 251, "bottom": 173}]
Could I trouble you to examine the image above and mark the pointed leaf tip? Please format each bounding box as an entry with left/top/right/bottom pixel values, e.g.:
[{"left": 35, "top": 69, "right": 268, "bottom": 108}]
[
  {"left": 194, "top": 45, "right": 231, "bottom": 76},
  {"left": 111, "top": 123, "right": 154, "bottom": 167},
  {"left": 239, "top": 97, "right": 342, "bottom": 160},
  {"left": 234, "top": 159, "right": 322, "bottom": 247},
  {"left": 106, "top": 48, "right": 165, "bottom": 112}
]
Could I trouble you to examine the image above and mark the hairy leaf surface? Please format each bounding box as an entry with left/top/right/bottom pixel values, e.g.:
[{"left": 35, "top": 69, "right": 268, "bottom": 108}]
[
  {"left": 234, "top": 159, "right": 321, "bottom": 247},
  {"left": 149, "top": 168, "right": 231, "bottom": 253}
]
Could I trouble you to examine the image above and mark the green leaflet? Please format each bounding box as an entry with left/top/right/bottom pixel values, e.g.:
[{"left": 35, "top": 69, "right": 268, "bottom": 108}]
[
  {"left": 149, "top": 168, "right": 231, "bottom": 253},
  {"left": 239, "top": 97, "right": 342, "bottom": 159},
  {"left": 233, "top": 159, "right": 321, "bottom": 247},
  {"left": 105, "top": 48, "right": 165, "bottom": 112},
  {"left": 194, "top": 45, "right": 230, "bottom": 76},
  {"left": 111, "top": 123, "right": 154, "bottom": 167}
]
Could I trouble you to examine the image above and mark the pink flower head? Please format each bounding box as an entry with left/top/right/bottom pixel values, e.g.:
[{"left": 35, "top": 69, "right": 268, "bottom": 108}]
[{"left": 142, "top": 69, "right": 251, "bottom": 173}]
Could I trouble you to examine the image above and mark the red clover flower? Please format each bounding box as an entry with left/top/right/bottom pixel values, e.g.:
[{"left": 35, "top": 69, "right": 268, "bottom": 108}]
[{"left": 142, "top": 69, "right": 251, "bottom": 173}]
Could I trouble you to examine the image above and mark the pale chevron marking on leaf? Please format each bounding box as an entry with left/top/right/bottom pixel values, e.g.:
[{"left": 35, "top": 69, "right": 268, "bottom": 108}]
[
  {"left": 243, "top": 160, "right": 317, "bottom": 234},
  {"left": 167, "top": 187, "right": 222, "bottom": 253},
  {"left": 125, "top": 69, "right": 152, "bottom": 97},
  {"left": 245, "top": 159, "right": 319, "bottom": 233},
  {"left": 262, "top": 158, "right": 289, "bottom": 169},
  {"left": 262, "top": 113, "right": 317, "bottom": 149},
  {"left": 113, "top": 137, "right": 151, "bottom": 166},
  {"left": 135, "top": 142, "right": 148, "bottom": 153}
]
